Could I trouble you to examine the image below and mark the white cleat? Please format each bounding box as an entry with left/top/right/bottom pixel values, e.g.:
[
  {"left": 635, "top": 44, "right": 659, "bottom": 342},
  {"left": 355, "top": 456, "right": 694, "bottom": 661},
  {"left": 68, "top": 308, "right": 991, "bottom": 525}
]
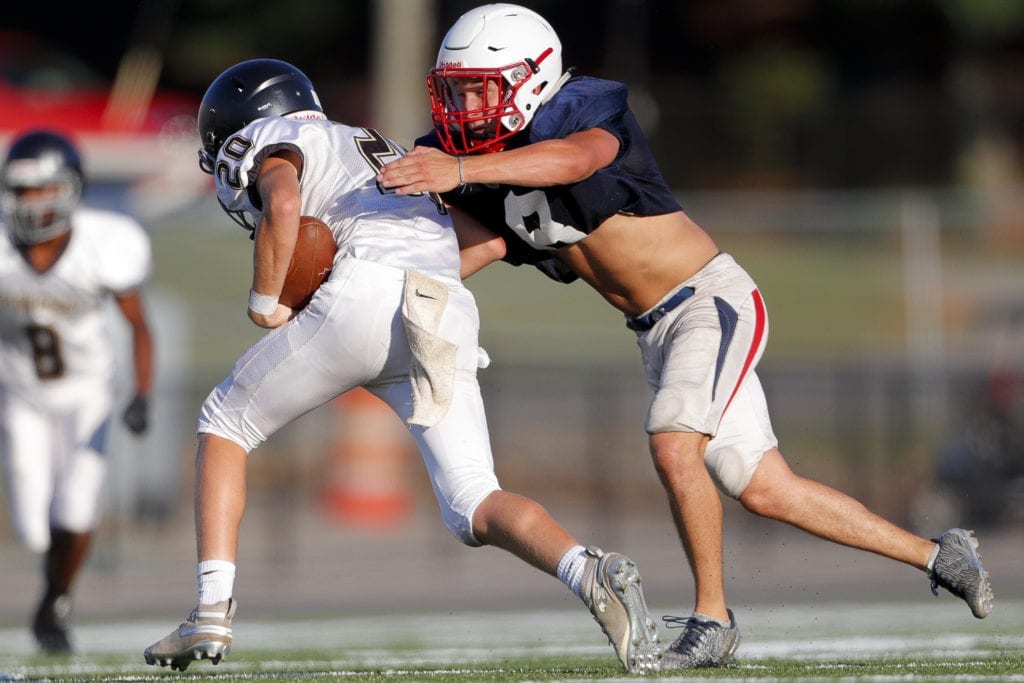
[
  {"left": 580, "top": 546, "right": 662, "bottom": 674},
  {"left": 144, "top": 598, "right": 236, "bottom": 672}
]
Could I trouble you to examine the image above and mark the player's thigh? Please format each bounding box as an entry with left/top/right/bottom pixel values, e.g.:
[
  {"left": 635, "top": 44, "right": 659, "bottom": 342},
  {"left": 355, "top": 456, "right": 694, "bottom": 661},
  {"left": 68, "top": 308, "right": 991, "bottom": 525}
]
[
  {"left": 643, "top": 279, "right": 767, "bottom": 436},
  {"left": 376, "top": 277, "right": 484, "bottom": 381},
  {"left": 0, "top": 392, "right": 56, "bottom": 551},
  {"left": 50, "top": 389, "right": 112, "bottom": 533},
  {"left": 199, "top": 261, "right": 400, "bottom": 451},
  {"left": 704, "top": 373, "right": 778, "bottom": 498},
  {"left": 395, "top": 285, "right": 496, "bottom": 500},
  {"left": 375, "top": 371, "right": 499, "bottom": 545}
]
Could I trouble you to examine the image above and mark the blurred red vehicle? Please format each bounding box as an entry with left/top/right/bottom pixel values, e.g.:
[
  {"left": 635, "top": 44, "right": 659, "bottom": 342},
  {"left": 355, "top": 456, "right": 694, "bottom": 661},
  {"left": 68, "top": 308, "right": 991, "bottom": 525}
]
[
  {"left": 0, "top": 31, "right": 206, "bottom": 218},
  {"left": 0, "top": 30, "right": 196, "bottom": 136}
]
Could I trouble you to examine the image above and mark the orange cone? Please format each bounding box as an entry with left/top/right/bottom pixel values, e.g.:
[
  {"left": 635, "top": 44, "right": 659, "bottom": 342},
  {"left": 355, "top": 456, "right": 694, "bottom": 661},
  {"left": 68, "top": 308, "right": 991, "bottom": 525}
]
[{"left": 319, "top": 387, "right": 415, "bottom": 529}]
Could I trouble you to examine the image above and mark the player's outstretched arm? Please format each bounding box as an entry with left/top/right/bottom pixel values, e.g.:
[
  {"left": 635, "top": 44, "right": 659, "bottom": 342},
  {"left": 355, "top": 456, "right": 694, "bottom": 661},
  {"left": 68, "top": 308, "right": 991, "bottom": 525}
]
[{"left": 378, "top": 128, "right": 620, "bottom": 195}]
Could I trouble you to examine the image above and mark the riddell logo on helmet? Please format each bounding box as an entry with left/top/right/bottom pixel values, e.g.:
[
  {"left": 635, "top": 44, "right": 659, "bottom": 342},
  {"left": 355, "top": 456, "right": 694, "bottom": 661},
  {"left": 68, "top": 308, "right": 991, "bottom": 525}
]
[
  {"left": 438, "top": 60, "right": 464, "bottom": 69},
  {"left": 287, "top": 111, "right": 327, "bottom": 120}
]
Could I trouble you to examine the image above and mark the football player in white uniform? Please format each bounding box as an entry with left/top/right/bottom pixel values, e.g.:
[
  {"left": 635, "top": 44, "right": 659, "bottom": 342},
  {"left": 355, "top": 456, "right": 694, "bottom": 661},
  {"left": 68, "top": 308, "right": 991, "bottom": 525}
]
[
  {"left": 143, "top": 59, "right": 662, "bottom": 674},
  {"left": 0, "top": 130, "right": 154, "bottom": 654}
]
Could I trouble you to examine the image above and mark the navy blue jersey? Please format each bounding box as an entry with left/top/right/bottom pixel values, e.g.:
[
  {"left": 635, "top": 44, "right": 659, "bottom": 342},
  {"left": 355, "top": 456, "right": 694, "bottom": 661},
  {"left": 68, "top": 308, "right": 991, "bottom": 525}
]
[{"left": 417, "top": 76, "right": 682, "bottom": 283}]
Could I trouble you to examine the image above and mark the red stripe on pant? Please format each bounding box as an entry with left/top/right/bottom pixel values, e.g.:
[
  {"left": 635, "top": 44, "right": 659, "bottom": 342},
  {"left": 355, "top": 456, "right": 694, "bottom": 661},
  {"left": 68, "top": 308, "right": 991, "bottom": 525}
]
[{"left": 720, "top": 289, "right": 766, "bottom": 420}]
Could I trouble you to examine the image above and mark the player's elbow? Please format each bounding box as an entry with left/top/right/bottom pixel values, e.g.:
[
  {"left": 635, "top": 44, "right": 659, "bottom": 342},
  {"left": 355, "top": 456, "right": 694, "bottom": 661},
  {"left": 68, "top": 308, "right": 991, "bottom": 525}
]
[
  {"left": 556, "top": 152, "right": 602, "bottom": 184},
  {"left": 477, "top": 233, "right": 506, "bottom": 262},
  {"left": 262, "top": 192, "right": 302, "bottom": 225},
  {"left": 460, "top": 238, "right": 505, "bottom": 278}
]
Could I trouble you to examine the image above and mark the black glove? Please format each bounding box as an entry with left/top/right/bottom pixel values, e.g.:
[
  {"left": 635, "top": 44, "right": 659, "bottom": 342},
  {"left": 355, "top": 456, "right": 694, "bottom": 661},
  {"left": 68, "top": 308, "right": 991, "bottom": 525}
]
[{"left": 122, "top": 394, "right": 149, "bottom": 435}]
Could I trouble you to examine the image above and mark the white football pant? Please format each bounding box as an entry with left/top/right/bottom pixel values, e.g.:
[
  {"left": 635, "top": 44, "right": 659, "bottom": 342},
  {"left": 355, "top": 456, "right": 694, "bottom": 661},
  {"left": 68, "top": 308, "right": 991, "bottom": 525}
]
[{"left": 198, "top": 258, "right": 501, "bottom": 545}]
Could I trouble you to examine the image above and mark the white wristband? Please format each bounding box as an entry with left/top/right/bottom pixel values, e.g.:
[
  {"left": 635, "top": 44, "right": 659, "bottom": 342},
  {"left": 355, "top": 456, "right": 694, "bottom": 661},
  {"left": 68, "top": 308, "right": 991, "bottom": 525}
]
[{"left": 248, "top": 289, "right": 279, "bottom": 315}]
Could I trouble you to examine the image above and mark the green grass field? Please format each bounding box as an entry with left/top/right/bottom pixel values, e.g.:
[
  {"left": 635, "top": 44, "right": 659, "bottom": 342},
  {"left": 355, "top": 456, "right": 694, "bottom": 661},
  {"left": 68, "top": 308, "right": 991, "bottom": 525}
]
[
  {"left": 2, "top": 601, "right": 1021, "bottom": 681},
  {"left": 9, "top": 654, "right": 1018, "bottom": 681}
]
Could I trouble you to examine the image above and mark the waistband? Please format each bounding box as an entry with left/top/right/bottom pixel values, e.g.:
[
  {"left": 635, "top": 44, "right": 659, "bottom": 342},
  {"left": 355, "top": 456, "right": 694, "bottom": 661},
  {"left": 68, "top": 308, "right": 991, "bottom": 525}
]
[{"left": 625, "top": 285, "right": 696, "bottom": 332}]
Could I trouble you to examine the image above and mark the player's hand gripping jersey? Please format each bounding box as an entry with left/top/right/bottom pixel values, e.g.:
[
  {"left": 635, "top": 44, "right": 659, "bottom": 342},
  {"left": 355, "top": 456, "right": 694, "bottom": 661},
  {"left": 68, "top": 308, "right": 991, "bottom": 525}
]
[
  {"left": 417, "top": 77, "right": 682, "bottom": 283},
  {"left": 0, "top": 209, "right": 151, "bottom": 405},
  {"left": 214, "top": 115, "right": 461, "bottom": 285}
]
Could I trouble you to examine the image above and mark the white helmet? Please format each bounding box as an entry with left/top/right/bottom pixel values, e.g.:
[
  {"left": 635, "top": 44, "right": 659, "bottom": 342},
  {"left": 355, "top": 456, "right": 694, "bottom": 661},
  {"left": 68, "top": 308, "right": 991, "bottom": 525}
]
[{"left": 428, "top": 3, "right": 570, "bottom": 154}]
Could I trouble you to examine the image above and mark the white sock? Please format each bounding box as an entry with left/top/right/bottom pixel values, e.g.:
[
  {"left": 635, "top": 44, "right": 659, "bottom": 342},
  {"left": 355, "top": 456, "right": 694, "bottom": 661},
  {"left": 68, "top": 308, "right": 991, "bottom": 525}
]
[
  {"left": 556, "top": 545, "right": 588, "bottom": 598},
  {"left": 197, "top": 559, "right": 236, "bottom": 605}
]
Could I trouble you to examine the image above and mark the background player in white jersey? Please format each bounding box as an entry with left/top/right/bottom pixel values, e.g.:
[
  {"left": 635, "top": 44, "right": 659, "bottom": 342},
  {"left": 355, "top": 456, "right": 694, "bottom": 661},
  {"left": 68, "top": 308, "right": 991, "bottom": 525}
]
[
  {"left": 0, "top": 130, "right": 154, "bottom": 654},
  {"left": 143, "top": 58, "right": 662, "bottom": 674},
  {"left": 378, "top": 3, "right": 995, "bottom": 669}
]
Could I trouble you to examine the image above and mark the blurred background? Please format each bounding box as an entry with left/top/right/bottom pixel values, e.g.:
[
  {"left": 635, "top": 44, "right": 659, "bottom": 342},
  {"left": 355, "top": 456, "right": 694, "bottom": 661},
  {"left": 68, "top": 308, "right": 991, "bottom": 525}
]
[{"left": 1, "top": 0, "right": 1022, "bottom": 623}]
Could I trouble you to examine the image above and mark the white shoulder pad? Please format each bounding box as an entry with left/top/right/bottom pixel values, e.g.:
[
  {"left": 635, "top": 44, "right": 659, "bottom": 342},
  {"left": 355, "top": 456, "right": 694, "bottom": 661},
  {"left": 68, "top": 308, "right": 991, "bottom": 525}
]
[
  {"left": 76, "top": 208, "right": 153, "bottom": 292},
  {"left": 213, "top": 117, "right": 324, "bottom": 221}
]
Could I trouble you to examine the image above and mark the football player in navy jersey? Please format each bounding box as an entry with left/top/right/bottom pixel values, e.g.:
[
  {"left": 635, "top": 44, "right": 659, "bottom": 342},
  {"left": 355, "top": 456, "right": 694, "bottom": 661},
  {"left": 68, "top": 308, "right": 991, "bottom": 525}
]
[
  {"left": 143, "top": 58, "right": 662, "bottom": 674},
  {"left": 379, "top": 3, "right": 994, "bottom": 668}
]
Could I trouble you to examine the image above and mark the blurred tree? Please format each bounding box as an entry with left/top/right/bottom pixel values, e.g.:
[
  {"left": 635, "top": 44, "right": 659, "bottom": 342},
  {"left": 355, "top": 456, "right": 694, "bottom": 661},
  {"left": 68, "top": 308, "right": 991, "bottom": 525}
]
[
  {"left": 165, "top": 0, "right": 373, "bottom": 123},
  {"left": 937, "top": 0, "right": 1024, "bottom": 39},
  {"left": 936, "top": 0, "right": 1024, "bottom": 188},
  {"left": 4, "top": 0, "right": 1024, "bottom": 188},
  {"left": 722, "top": 42, "right": 833, "bottom": 185}
]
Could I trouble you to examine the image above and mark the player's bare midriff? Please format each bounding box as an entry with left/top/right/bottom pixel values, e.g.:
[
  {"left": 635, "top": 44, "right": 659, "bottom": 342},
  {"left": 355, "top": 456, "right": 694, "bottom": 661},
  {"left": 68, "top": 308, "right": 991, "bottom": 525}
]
[{"left": 556, "top": 210, "right": 720, "bottom": 316}]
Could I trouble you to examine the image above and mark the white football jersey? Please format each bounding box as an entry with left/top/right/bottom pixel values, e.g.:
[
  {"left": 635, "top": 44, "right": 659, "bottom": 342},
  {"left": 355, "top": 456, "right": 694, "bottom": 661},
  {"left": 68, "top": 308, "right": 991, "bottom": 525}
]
[
  {"left": 0, "top": 208, "right": 152, "bottom": 407},
  {"left": 214, "top": 114, "right": 461, "bottom": 284}
]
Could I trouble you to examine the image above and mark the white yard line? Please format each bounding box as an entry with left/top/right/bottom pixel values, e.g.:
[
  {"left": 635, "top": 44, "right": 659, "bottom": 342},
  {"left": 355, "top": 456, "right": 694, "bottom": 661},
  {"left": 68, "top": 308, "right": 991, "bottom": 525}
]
[{"left": 0, "top": 599, "right": 1019, "bottom": 661}]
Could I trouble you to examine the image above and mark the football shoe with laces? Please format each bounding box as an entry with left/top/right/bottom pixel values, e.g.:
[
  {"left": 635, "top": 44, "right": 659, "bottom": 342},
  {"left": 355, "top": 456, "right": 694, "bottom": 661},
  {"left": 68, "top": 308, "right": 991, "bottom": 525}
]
[
  {"left": 660, "top": 609, "right": 740, "bottom": 669},
  {"left": 929, "top": 528, "right": 993, "bottom": 618}
]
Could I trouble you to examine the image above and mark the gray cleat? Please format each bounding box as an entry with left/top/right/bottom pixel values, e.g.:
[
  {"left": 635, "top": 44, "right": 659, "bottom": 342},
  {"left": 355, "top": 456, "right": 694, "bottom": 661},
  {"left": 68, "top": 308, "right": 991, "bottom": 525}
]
[
  {"left": 579, "top": 546, "right": 661, "bottom": 674},
  {"left": 144, "top": 598, "right": 236, "bottom": 671},
  {"left": 660, "top": 609, "right": 740, "bottom": 669},
  {"left": 929, "top": 528, "right": 993, "bottom": 618}
]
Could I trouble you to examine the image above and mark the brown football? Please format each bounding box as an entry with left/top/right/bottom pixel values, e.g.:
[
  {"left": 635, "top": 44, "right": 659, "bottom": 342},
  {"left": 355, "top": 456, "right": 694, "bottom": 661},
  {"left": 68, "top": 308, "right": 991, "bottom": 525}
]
[{"left": 280, "top": 216, "right": 336, "bottom": 310}]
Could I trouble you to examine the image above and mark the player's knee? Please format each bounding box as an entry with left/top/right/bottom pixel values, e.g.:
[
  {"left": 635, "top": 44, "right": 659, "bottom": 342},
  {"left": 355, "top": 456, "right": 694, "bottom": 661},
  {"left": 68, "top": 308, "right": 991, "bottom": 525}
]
[
  {"left": 197, "top": 389, "right": 263, "bottom": 453},
  {"left": 649, "top": 435, "right": 705, "bottom": 484},
  {"left": 437, "top": 481, "right": 500, "bottom": 547},
  {"left": 704, "top": 446, "right": 761, "bottom": 499},
  {"left": 441, "top": 507, "right": 481, "bottom": 546},
  {"left": 17, "top": 526, "right": 50, "bottom": 554},
  {"left": 738, "top": 481, "right": 775, "bottom": 516},
  {"left": 736, "top": 452, "right": 791, "bottom": 516},
  {"left": 471, "top": 491, "right": 550, "bottom": 547}
]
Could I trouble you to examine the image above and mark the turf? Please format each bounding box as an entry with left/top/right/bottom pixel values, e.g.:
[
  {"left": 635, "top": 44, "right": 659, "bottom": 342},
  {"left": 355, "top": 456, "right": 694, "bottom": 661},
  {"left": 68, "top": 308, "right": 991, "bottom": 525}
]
[
  {"left": 3, "top": 651, "right": 1022, "bottom": 681},
  {"left": 2, "top": 601, "right": 1021, "bottom": 682}
]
